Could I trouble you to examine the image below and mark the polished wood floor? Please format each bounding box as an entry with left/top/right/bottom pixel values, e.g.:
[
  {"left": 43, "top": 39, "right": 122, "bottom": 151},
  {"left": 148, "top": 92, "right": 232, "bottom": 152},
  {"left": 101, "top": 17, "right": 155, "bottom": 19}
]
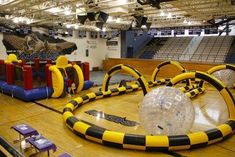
[{"left": 0, "top": 80, "right": 235, "bottom": 157}]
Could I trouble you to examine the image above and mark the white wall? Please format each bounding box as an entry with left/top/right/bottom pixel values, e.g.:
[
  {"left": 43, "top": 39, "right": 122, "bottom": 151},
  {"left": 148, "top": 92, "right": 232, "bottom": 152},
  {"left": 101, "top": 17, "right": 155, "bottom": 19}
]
[
  {"left": 64, "top": 30, "right": 121, "bottom": 70},
  {"left": 0, "top": 33, "right": 7, "bottom": 59}
]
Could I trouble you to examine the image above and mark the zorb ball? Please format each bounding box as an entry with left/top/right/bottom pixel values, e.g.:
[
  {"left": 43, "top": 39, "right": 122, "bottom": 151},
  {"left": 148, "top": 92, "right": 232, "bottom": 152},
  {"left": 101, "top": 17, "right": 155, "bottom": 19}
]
[
  {"left": 212, "top": 69, "right": 235, "bottom": 88},
  {"left": 139, "top": 87, "right": 195, "bottom": 135}
]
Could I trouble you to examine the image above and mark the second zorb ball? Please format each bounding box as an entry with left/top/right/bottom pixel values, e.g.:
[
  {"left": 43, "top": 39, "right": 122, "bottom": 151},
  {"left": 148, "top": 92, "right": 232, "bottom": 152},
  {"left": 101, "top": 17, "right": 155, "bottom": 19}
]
[
  {"left": 212, "top": 69, "right": 235, "bottom": 88},
  {"left": 139, "top": 87, "right": 195, "bottom": 136}
]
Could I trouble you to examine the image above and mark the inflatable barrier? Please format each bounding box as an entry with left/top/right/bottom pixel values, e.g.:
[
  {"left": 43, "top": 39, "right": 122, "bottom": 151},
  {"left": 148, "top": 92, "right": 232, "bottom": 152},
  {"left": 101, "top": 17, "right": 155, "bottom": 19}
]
[{"left": 63, "top": 64, "right": 232, "bottom": 151}]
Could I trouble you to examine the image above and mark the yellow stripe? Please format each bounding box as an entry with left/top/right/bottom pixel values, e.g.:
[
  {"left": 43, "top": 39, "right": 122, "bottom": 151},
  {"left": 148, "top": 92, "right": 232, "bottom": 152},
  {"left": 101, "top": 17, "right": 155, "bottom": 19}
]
[
  {"left": 65, "top": 103, "right": 74, "bottom": 111},
  {"left": 207, "top": 65, "right": 226, "bottom": 74},
  {"left": 63, "top": 112, "right": 74, "bottom": 122},
  {"left": 220, "top": 88, "right": 235, "bottom": 119},
  {"left": 87, "top": 92, "right": 96, "bottom": 99},
  {"left": 73, "top": 121, "right": 90, "bottom": 135},
  {"left": 217, "top": 124, "right": 233, "bottom": 137},
  {"left": 171, "top": 72, "right": 195, "bottom": 85},
  {"left": 146, "top": 136, "right": 169, "bottom": 147},
  {"left": 103, "top": 131, "right": 124, "bottom": 144},
  {"left": 151, "top": 68, "right": 159, "bottom": 82},
  {"left": 188, "top": 132, "right": 208, "bottom": 145}
]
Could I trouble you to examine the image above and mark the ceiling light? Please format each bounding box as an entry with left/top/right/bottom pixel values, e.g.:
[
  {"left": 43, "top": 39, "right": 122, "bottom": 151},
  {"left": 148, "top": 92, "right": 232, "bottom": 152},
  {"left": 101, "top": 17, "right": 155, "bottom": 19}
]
[
  {"left": 102, "top": 27, "right": 106, "bottom": 32},
  {"left": 183, "top": 19, "right": 187, "bottom": 24},
  {"left": 107, "top": 16, "right": 113, "bottom": 22},
  {"left": 116, "top": 18, "right": 121, "bottom": 23},
  {"left": 187, "top": 21, "right": 192, "bottom": 25},
  {"left": 64, "top": 7, "right": 71, "bottom": 15},
  {"left": 160, "top": 10, "right": 165, "bottom": 16},
  {"left": 13, "top": 17, "right": 19, "bottom": 23},
  {"left": 66, "top": 24, "right": 71, "bottom": 28},
  {"left": 167, "top": 13, "right": 172, "bottom": 18},
  {"left": 74, "top": 25, "right": 79, "bottom": 29},
  {"left": 26, "top": 19, "right": 31, "bottom": 24},
  {"left": 47, "top": 7, "right": 62, "bottom": 13},
  {"left": 95, "top": 27, "right": 100, "bottom": 31}
]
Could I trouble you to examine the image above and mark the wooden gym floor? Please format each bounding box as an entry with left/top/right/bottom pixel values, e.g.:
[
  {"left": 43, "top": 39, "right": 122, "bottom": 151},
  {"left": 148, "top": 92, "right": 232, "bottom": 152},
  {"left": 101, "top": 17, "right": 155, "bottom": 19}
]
[{"left": 0, "top": 77, "right": 235, "bottom": 157}]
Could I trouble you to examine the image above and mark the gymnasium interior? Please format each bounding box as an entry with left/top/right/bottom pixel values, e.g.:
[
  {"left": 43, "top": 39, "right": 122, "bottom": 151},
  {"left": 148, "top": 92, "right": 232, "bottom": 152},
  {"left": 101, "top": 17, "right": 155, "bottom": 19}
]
[{"left": 0, "top": 0, "right": 235, "bottom": 157}]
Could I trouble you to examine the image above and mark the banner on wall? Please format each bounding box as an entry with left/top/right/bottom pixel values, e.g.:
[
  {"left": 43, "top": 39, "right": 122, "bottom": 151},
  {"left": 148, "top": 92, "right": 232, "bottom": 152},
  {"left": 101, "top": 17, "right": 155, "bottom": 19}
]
[
  {"left": 1, "top": 27, "right": 77, "bottom": 61},
  {"left": 107, "top": 39, "right": 118, "bottom": 51}
]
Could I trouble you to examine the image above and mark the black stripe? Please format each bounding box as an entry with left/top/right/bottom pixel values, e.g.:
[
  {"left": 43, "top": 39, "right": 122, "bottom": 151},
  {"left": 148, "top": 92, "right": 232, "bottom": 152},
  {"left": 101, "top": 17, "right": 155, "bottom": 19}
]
[
  {"left": 169, "top": 135, "right": 190, "bottom": 146},
  {"left": 158, "top": 61, "right": 170, "bottom": 68},
  {"left": 86, "top": 127, "right": 105, "bottom": 139},
  {"left": 190, "top": 91, "right": 196, "bottom": 96},
  {"left": 110, "top": 88, "right": 119, "bottom": 93},
  {"left": 166, "top": 81, "right": 173, "bottom": 86},
  {"left": 103, "top": 93, "right": 111, "bottom": 98},
  {"left": 148, "top": 81, "right": 153, "bottom": 85},
  {"left": 205, "top": 128, "right": 223, "bottom": 141},
  {"left": 125, "top": 85, "right": 132, "bottom": 90},
  {"left": 105, "top": 76, "right": 111, "bottom": 91},
  {"left": 226, "top": 64, "right": 235, "bottom": 71},
  {"left": 95, "top": 91, "right": 103, "bottom": 97},
  {"left": 103, "top": 141, "right": 123, "bottom": 148},
  {"left": 63, "top": 107, "right": 73, "bottom": 113},
  {"left": 108, "top": 65, "right": 121, "bottom": 75},
  {"left": 198, "top": 80, "right": 204, "bottom": 88},
  {"left": 66, "top": 116, "right": 79, "bottom": 128},
  {"left": 69, "top": 100, "right": 78, "bottom": 106},
  {"left": 226, "top": 120, "right": 235, "bottom": 131},
  {"left": 82, "top": 95, "right": 89, "bottom": 101},
  {"left": 119, "top": 90, "right": 126, "bottom": 95},
  {"left": 145, "top": 147, "right": 168, "bottom": 152},
  {"left": 73, "top": 129, "right": 86, "bottom": 139},
  {"left": 195, "top": 72, "right": 224, "bottom": 91},
  {"left": 123, "top": 134, "right": 146, "bottom": 146},
  {"left": 137, "top": 78, "right": 147, "bottom": 95},
  {"left": 89, "top": 97, "right": 96, "bottom": 102},
  {"left": 190, "top": 142, "right": 208, "bottom": 149}
]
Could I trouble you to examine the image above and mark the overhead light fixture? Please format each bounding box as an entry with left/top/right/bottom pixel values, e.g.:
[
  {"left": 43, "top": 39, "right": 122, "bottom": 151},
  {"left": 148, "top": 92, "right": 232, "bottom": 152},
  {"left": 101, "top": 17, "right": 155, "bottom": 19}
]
[
  {"left": 102, "top": 27, "right": 106, "bottom": 32},
  {"left": 187, "top": 21, "right": 192, "bottom": 25},
  {"left": 95, "top": 27, "right": 100, "bottom": 31},
  {"left": 116, "top": 18, "right": 121, "bottom": 23},
  {"left": 160, "top": 10, "right": 165, "bottom": 16},
  {"left": 64, "top": 7, "right": 71, "bottom": 15},
  {"left": 13, "top": 17, "right": 19, "bottom": 23},
  {"left": 66, "top": 24, "right": 71, "bottom": 28},
  {"left": 167, "top": 13, "right": 172, "bottom": 18},
  {"left": 183, "top": 19, "right": 187, "bottom": 24},
  {"left": 47, "top": 7, "right": 62, "bottom": 13},
  {"left": 107, "top": 16, "right": 113, "bottom": 22}
]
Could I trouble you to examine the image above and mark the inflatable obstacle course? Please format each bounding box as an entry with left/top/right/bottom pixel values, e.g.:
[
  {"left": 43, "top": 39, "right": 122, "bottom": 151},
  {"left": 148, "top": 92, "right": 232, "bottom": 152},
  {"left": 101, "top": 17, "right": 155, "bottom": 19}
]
[{"left": 0, "top": 54, "right": 93, "bottom": 101}]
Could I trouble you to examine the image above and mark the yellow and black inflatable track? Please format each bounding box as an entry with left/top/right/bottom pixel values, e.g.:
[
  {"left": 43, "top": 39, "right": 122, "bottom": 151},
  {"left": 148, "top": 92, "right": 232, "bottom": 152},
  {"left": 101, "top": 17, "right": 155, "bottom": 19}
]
[{"left": 63, "top": 65, "right": 235, "bottom": 151}]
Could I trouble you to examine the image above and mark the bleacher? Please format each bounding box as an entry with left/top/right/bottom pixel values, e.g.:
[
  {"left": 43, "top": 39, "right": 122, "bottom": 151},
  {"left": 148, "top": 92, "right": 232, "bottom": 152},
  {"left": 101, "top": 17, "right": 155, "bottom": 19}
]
[
  {"left": 154, "top": 37, "right": 192, "bottom": 60},
  {"left": 190, "top": 36, "right": 234, "bottom": 63}
]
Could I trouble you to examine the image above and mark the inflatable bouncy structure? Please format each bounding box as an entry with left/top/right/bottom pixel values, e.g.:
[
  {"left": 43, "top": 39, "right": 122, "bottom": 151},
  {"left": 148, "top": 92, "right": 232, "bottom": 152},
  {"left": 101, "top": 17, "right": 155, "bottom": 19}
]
[
  {"left": 49, "top": 56, "right": 85, "bottom": 98},
  {"left": 0, "top": 54, "right": 93, "bottom": 101}
]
